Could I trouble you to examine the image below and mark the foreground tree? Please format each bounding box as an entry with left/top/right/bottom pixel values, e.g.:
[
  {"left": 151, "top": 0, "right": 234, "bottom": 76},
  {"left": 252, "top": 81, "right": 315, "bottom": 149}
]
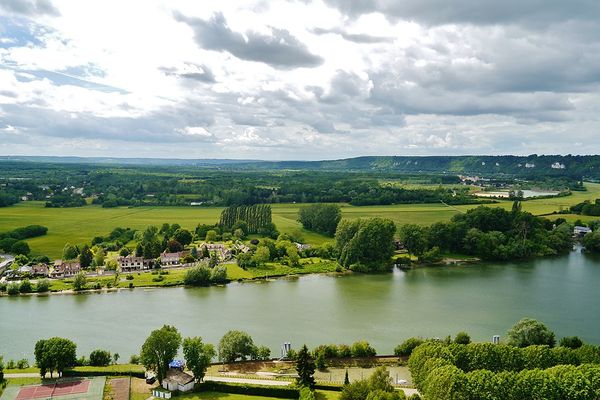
[
  {"left": 507, "top": 318, "right": 556, "bottom": 348},
  {"left": 140, "top": 325, "right": 182, "bottom": 384},
  {"left": 218, "top": 330, "right": 256, "bottom": 363},
  {"left": 34, "top": 337, "right": 77, "bottom": 378},
  {"left": 336, "top": 218, "right": 396, "bottom": 272},
  {"left": 296, "top": 345, "right": 315, "bottom": 388},
  {"left": 182, "top": 337, "right": 215, "bottom": 382},
  {"left": 79, "top": 245, "right": 93, "bottom": 269}
]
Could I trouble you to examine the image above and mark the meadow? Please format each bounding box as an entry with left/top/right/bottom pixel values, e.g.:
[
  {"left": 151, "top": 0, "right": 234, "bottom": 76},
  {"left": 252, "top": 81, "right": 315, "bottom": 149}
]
[{"left": 1, "top": 183, "right": 599, "bottom": 258}]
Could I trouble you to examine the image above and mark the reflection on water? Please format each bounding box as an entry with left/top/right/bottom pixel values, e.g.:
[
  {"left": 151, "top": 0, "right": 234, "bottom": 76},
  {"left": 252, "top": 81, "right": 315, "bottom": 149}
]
[{"left": 1, "top": 250, "right": 599, "bottom": 361}]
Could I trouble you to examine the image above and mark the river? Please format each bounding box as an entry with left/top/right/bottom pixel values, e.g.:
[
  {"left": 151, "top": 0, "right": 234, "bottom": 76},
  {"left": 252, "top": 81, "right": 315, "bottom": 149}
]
[{"left": 1, "top": 250, "right": 599, "bottom": 361}]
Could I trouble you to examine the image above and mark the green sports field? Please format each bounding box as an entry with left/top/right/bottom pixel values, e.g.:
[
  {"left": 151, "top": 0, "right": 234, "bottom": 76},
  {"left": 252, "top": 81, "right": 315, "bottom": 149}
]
[{"left": 1, "top": 183, "right": 599, "bottom": 258}]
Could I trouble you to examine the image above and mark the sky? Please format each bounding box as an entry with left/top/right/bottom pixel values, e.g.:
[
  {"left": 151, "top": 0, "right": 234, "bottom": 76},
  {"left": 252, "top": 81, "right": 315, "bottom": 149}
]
[{"left": 0, "top": 0, "right": 600, "bottom": 160}]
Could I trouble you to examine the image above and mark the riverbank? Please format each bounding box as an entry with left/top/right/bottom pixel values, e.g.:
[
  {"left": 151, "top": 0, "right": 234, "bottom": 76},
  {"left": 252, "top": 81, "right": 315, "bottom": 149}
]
[{"left": 0, "top": 259, "right": 343, "bottom": 297}]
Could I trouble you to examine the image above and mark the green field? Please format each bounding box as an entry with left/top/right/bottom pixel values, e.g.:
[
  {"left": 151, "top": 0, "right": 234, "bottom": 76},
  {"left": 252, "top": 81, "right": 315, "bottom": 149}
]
[{"left": 1, "top": 183, "right": 599, "bottom": 258}]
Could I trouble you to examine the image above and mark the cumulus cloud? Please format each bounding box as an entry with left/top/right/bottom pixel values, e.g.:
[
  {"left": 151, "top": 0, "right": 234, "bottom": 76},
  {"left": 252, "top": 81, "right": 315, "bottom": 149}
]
[
  {"left": 173, "top": 11, "right": 323, "bottom": 69},
  {"left": 311, "top": 27, "right": 392, "bottom": 43}
]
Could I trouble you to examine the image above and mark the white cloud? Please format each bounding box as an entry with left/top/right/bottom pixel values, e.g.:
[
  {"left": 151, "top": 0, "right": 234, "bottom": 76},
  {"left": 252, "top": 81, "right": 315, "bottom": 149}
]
[{"left": 0, "top": 0, "right": 599, "bottom": 159}]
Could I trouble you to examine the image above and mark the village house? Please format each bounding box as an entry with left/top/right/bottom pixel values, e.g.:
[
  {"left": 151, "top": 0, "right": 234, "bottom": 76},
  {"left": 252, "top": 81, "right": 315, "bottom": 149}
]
[
  {"left": 18, "top": 265, "right": 32, "bottom": 275},
  {"left": 201, "top": 243, "right": 231, "bottom": 261},
  {"left": 31, "top": 264, "right": 49, "bottom": 277},
  {"left": 160, "top": 251, "right": 188, "bottom": 267},
  {"left": 574, "top": 226, "right": 592, "bottom": 237},
  {"left": 162, "top": 369, "right": 195, "bottom": 392},
  {"left": 295, "top": 242, "right": 310, "bottom": 252},
  {"left": 50, "top": 260, "right": 81, "bottom": 278},
  {"left": 117, "top": 255, "right": 152, "bottom": 272}
]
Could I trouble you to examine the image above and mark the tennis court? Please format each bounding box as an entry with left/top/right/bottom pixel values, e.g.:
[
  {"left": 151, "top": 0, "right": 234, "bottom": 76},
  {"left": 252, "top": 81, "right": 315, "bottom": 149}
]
[{"left": 1, "top": 377, "right": 105, "bottom": 400}]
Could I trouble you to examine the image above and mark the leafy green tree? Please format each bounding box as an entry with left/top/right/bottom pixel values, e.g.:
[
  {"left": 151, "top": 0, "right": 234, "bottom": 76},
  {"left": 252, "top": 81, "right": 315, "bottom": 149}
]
[
  {"left": 140, "top": 325, "right": 182, "bottom": 384},
  {"left": 582, "top": 231, "right": 600, "bottom": 252},
  {"left": 336, "top": 218, "right": 396, "bottom": 272},
  {"left": 253, "top": 246, "right": 271, "bottom": 265},
  {"left": 298, "top": 204, "right": 342, "bottom": 236},
  {"left": 89, "top": 349, "right": 112, "bottom": 366},
  {"left": 72, "top": 272, "right": 87, "bottom": 291},
  {"left": 369, "top": 366, "right": 393, "bottom": 392},
  {"left": 0, "top": 355, "right": 4, "bottom": 381},
  {"left": 34, "top": 337, "right": 77, "bottom": 377},
  {"left": 299, "top": 386, "right": 316, "bottom": 400},
  {"left": 398, "top": 224, "right": 428, "bottom": 258},
  {"left": 454, "top": 332, "right": 471, "bottom": 345},
  {"left": 62, "top": 243, "right": 79, "bottom": 260},
  {"left": 218, "top": 330, "right": 256, "bottom": 363},
  {"left": 507, "top": 318, "right": 556, "bottom": 348},
  {"left": 36, "top": 279, "right": 50, "bottom": 293},
  {"left": 340, "top": 379, "right": 370, "bottom": 400},
  {"left": 183, "top": 337, "right": 216, "bottom": 382},
  {"left": 296, "top": 344, "right": 316, "bottom": 389},
  {"left": 94, "top": 249, "right": 106, "bottom": 267},
  {"left": 205, "top": 230, "right": 218, "bottom": 242},
  {"left": 167, "top": 239, "right": 183, "bottom": 253},
  {"left": 344, "top": 369, "right": 350, "bottom": 385},
  {"left": 10, "top": 240, "right": 30, "bottom": 255},
  {"left": 174, "top": 229, "right": 193, "bottom": 246},
  {"left": 79, "top": 245, "right": 93, "bottom": 269},
  {"left": 351, "top": 341, "right": 376, "bottom": 357},
  {"left": 253, "top": 345, "right": 271, "bottom": 361},
  {"left": 559, "top": 336, "right": 583, "bottom": 349}
]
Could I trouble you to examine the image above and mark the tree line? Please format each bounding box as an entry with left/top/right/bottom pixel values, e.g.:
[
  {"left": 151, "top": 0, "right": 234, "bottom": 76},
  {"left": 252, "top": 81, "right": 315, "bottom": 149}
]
[{"left": 399, "top": 203, "right": 574, "bottom": 262}]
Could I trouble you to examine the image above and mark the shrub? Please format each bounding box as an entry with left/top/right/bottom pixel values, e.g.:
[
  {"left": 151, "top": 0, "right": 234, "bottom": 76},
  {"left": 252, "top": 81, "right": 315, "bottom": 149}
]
[
  {"left": 89, "top": 349, "right": 112, "bottom": 366},
  {"left": 126, "top": 274, "right": 134, "bottom": 280},
  {"left": 454, "top": 332, "right": 471, "bottom": 345},
  {"left": 16, "top": 359, "right": 29, "bottom": 369},
  {"left": 198, "top": 381, "right": 299, "bottom": 399},
  {"left": 36, "top": 279, "right": 50, "bottom": 292},
  {"left": 19, "top": 279, "right": 32, "bottom": 293},
  {"left": 559, "top": 336, "right": 584, "bottom": 349},
  {"left": 506, "top": 318, "right": 555, "bottom": 348},
  {"left": 351, "top": 341, "right": 376, "bottom": 357},
  {"left": 7, "top": 283, "right": 20, "bottom": 295}
]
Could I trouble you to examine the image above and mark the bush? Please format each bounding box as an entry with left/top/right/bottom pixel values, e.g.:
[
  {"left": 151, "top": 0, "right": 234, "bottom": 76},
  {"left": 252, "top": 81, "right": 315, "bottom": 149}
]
[
  {"left": 7, "top": 283, "right": 20, "bottom": 295},
  {"left": 19, "top": 279, "right": 32, "bottom": 293},
  {"left": 560, "top": 336, "right": 584, "bottom": 349},
  {"left": 506, "top": 318, "right": 555, "bottom": 348},
  {"left": 351, "top": 341, "right": 376, "bottom": 358},
  {"left": 89, "top": 349, "right": 112, "bottom": 367},
  {"left": 454, "top": 332, "right": 471, "bottom": 345},
  {"left": 36, "top": 279, "right": 50, "bottom": 293},
  {"left": 395, "top": 338, "right": 425, "bottom": 357},
  {"left": 126, "top": 274, "right": 134, "bottom": 280}
]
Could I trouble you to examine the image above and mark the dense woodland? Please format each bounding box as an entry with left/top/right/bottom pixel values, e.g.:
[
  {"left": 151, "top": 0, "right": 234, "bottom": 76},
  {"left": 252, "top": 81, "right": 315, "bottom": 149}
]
[{"left": 398, "top": 203, "right": 575, "bottom": 262}]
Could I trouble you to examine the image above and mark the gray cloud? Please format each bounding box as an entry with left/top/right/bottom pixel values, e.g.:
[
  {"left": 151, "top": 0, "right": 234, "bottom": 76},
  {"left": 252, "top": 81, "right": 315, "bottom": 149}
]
[
  {"left": 174, "top": 11, "right": 323, "bottom": 69},
  {"left": 311, "top": 27, "right": 392, "bottom": 43},
  {"left": 0, "top": 0, "right": 59, "bottom": 16},
  {"left": 160, "top": 63, "right": 216, "bottom": 83},
  {"left": 321, "top": 0, "right": 600, "bottom": 27}
]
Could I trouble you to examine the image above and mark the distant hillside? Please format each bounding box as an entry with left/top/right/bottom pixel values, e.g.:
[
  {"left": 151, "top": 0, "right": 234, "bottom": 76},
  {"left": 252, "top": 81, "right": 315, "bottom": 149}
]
[{"left": 1, "top": 154, "right": 599, "bottom": 178}]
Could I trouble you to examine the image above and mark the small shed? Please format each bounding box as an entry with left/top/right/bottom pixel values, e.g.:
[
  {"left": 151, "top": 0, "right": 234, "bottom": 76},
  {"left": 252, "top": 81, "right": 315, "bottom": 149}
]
[
  {"left": 152, "top": 388, "right": 172, "bottom": 399},
  {"left": 574, "top": 226, "right": 592, "bottom": 237},
  {"left": 162, "top": 369, "right": 195, "bottom": 393}
]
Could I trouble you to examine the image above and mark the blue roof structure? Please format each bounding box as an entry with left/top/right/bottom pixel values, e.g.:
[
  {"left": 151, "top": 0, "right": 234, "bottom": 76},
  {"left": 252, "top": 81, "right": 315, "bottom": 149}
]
[{"left": 169, "top": 360, "right": 185, "bottom": 369}]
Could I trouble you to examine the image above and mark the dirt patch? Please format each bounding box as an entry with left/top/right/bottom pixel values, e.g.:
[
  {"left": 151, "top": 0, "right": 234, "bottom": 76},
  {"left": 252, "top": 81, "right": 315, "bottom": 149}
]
[{"left": 106, "top": 378, "right": 129, "bottom": 400}]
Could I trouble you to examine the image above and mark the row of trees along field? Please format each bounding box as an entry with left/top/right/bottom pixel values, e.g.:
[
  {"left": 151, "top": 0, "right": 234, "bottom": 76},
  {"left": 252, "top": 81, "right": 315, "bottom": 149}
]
[{"left": 219, "top": 204, "right": 273, "bottom": 233}]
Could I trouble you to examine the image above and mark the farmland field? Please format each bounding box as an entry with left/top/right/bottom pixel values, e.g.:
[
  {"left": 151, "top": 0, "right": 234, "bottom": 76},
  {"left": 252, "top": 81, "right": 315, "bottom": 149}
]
[{"left": 1, "top": 183, "right": 599, "bottom": 258}]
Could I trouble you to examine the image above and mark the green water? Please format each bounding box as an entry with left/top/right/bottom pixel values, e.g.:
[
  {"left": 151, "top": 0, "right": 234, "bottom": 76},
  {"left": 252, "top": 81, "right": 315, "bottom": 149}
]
[{"left": 1, "top": 250, "right": 599, "bottom": 360}]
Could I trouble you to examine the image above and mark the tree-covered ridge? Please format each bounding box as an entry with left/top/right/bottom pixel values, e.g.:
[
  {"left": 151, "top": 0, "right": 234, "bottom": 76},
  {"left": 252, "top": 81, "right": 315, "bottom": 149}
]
[{"left": 4, "top": 154, "right": 600, "bottom": 178}]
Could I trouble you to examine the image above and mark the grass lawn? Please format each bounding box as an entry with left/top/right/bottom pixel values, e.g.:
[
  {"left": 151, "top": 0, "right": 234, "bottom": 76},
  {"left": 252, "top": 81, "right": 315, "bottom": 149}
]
[{"left": 1, "top": 182, "right": 599, "bottom": 258}]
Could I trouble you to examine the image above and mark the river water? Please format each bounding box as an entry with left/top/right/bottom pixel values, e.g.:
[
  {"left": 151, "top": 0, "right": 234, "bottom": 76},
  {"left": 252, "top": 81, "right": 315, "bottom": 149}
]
[{"left": 1, "top": 250, "right": 599, "bottom": 361}]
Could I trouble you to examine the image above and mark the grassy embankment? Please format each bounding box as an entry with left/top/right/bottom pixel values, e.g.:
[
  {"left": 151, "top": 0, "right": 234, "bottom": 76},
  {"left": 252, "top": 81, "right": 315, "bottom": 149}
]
[
  {"left": 43, "top": 258, "right": 339, "bottom": 291},
  {"left": 0, "top": 183, "right": 599, "bottom": 259}
]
